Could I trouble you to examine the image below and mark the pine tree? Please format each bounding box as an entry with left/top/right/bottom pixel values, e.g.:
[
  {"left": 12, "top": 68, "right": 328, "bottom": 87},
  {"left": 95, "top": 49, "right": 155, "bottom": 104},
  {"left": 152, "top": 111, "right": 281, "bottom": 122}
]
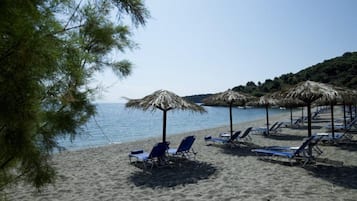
[{"left": 0, "top": 0, "right": 149, "bottom": 190}]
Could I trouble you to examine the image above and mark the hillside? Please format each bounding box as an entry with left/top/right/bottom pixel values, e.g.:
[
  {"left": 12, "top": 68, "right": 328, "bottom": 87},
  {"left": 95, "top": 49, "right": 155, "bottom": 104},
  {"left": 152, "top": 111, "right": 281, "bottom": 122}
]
[{"left": 185, "top": 52, "right": 357, "bottom": 103}]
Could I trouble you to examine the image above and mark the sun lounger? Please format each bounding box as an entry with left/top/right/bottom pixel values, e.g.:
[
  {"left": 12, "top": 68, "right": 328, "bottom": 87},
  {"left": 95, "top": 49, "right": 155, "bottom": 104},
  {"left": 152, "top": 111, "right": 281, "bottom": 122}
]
[
  {"left": 168, "top": 135, "right": 197, "bottom": 160},
  {"left": 251, "top": 135, "right": 322, "bottom": 166},
  {"left": 283, "top": 118, "right": 302, "bottom": 128},
  {"left": 252, "top": 122, "right": 279, "bottom": 135},
  {"left": 252, "top": 122, "right": 283, "bottom": 135},
  {"left": 325, "top": 117, "right": 357, "bottom": 132},
  {"left": 204, "top": 130, "right": 241, "bottom": 145},
  {"left": 269, "top": 122, "right": 283, "bottom": 135},
  {"left": 129, "top": 142, "right": 168, "bottom": 169},
  {"left": 236, "top": 127, "right": 253, "bottom": 143},
  {"left": 263, "top": 135, "right": 324, "bottom": 156},
  {"left": 315, "top": 131, "right": 353, "bottom": 144},
  {"left": 311, "top": 111, "right": 320, "bottom": 120},
  {"left": 301, "top": 112, "right": 320, "bottom": 122}
]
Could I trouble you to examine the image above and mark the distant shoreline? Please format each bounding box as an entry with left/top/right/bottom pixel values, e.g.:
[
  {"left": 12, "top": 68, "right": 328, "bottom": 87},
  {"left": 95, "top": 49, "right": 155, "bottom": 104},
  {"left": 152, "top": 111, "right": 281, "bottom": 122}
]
[{"left": 58, "top": 103, "right": 291, "bottom": 151}]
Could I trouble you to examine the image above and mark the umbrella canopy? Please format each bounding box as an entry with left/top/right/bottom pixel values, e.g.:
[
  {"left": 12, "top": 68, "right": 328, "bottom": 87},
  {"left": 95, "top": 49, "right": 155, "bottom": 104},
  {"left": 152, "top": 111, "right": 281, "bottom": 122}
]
[
  {"left": 283, "top": 80, "right": 340, "bottom": 137},
  {"left": 328, "top": 87, "right": 357, "bottom": 131},
  {"left": 204, "top": 89, "right": 249, "bottom": 137},
  {"left": 344, "top": 89, "right": 357, "bottom": 123},
  {"left": 125, "top": 90, "right": 206, "bottom": 143}
]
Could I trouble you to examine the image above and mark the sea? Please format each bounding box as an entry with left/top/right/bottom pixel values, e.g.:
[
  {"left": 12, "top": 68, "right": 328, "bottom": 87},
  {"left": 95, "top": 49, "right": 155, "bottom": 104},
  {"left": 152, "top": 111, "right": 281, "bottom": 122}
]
[{"left": 58, "top": 103, "right": 290, "bottom": 150}]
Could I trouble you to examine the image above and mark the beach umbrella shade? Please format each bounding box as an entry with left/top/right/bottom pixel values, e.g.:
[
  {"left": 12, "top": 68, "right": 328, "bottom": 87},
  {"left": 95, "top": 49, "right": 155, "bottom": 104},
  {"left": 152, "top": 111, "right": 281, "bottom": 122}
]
[
  {"left": 204, "top": 89, "right": 249, "bottom": 137},
  {"left": 247, "top": 93, "right": 280, "bottom": 135},
  {"left": 314, "top": 86, "right": 357, "bottom": 137},
  {"left": 125, "top": 90, "right": 206, "bottom": 143},
  {"left": 279, "top": 97, "right": 305, "bottom": 127},
  {"left": 337, "top": 87, "right": 357, "bottom": 128},
  {"left": 348, "top": 89, "right": 357, "bottom": 121},
  {"left": 283, "top": 80, "right": 340, "bottom": 137}
]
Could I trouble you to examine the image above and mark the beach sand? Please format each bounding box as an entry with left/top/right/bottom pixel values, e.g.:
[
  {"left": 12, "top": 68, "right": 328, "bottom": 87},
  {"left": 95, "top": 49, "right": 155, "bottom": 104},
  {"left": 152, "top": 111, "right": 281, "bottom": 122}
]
[{"left": 4, "top": 108, "right": 357, "bottom": 201}]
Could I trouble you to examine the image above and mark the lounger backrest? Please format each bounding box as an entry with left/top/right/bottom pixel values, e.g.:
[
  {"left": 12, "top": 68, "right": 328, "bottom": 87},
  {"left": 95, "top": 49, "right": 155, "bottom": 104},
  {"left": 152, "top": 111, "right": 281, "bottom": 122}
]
[
  {"left": 309, "top": 135, "right": 323, "bottom": 146},
  {"left": 312, "top": 111, "right": 319, "bottom": 119},
  {"left": 294, "top": 136, "right": 315, "bottom": 155},
  {"left": 228, "top": 131, "right": 241, "bottom": 143},
  {"left": 148, "top": 142, "right": 168, "bottom": 158},
  {"left": 347, "top": 118, "right": 357, "bottom": 128},
  {"left": 239, "top": 127, "right": 253, "bottom": 139},
  {"left": 269, "top": 122, "right": 279, "bottom": 131},
  {"left": 295, "top": 118, "right": 302, "bottom": 124},
  {"left": 176, "top": 136, "right": 195, "bottom": 153},
  {"left": 271, "top": 122, "right": 283, "bottom": 131}
]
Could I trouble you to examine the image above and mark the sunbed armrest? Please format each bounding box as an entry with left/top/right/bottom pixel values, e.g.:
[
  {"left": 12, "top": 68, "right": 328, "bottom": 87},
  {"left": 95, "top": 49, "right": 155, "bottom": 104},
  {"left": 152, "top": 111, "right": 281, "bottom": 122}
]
[
  {"left": 204, "top": 136, "right": 212, "bottom": 140},
  {"left": 130, "top": 150, "right": 144, "bottom": 155}
]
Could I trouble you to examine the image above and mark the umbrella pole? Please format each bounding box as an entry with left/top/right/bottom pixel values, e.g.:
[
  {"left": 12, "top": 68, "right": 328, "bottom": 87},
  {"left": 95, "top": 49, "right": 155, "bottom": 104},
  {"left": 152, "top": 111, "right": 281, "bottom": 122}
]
[
  {"left": 343, "top": 102, "right": 347, "bottom": 129},
  {"left": 290, "top": 107, "right": 293, "bottom": 127},
  {"left": 330, "top": 104, "right": 335, "bottom": 138},
  {"left": 301, "top": 107, "right": 304, "bottom": 125},
  {"left": 307, "top": 104, "right": 312, "bottom": 137},
  {"left": 229, "top": 103, "right": 233, "bottom": 137},
  {"left": 265, "top": 105, "right": 269, "bottom": 136},
  {"left": 307, "top": 103, "right": 313, "bottom": 156},
  {"left": 162, "top": 110, "right": 167, "bottom": 143}
]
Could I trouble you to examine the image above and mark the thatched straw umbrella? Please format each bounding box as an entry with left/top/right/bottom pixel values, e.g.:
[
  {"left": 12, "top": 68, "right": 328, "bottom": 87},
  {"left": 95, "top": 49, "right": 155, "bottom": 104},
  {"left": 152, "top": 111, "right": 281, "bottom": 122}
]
[
  {"left": 328, "top": 87, "right": 357, "bottom": 134},
  {"left": 204, "top": 89, "right": 248, "bottom": 137},
  {"left": 282, "top": 81, "right": 340, "bottom": 137},
  {"left": 346, "top": 89, "right": 357, "bottom": 121},
  {"left": 125, "top": 90, "right": 206, "bottom": 143},
  {"left": 247, "top": 93, "right": 280, "bottom": 135}
]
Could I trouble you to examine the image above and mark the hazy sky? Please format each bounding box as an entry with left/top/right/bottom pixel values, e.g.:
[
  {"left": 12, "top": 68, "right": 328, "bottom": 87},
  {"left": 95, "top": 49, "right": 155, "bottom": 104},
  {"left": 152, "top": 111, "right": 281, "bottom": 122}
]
[{"left": 94, "top": 0, "right": 357, "bottom": 102}]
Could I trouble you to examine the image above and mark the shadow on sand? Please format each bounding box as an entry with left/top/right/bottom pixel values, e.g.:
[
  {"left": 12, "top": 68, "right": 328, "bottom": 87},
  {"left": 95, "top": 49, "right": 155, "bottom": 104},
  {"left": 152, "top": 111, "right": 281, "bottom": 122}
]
[
  {"left": 337, "top": 141, "right": 357, "bottom": 152},
  {"left": 264, "top": 133, "right": 306, "bottom": 141},
  {"left": 311, "top": 118, "right": 331, "bottom": 123},
  {"left": 129, "top": 159, "right": 217, "bottom": 188},
  {"left": 319, "top": 140, "right": 357, "bottom": 152},
  {"left": 305, "top": 164, "right": 357, "bottom": 189},
  {"left": 289, "top": 125, "right": 323, "bottom": 130},
  {"left": 220, "top": 144, "right": 260, "bottom": 157},
  {"left": 205, "top": 141, "right": 261, "bottom": 157},
  {"left": 256, "top": 157, "right": 357, "bottom": 189}
]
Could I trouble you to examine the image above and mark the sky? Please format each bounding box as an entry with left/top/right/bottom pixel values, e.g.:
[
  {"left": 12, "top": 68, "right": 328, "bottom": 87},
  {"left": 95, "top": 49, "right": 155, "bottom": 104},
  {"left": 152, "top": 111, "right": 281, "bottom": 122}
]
[{"left": 94, "top": 0, "right": 357, "bottom": 103}]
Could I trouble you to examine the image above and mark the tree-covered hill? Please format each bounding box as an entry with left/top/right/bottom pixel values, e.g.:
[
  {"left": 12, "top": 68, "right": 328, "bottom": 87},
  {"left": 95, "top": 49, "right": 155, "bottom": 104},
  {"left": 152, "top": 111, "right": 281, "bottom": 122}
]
[{"left": 185, "top": 52, "right": 357, "bottom": 103}]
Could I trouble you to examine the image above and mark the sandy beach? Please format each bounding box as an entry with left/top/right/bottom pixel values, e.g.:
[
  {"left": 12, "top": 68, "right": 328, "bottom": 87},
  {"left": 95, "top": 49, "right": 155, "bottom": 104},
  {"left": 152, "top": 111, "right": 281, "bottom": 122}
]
[{"left": 4, "top": 108, "right": 357, "bottom": 201}]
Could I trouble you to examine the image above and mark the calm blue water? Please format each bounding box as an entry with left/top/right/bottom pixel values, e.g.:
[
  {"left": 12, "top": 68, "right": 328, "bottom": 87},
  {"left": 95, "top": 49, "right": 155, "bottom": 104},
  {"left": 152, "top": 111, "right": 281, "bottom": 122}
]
[{"left": 58, "top": 103, "right": 289, "bottom": 150}]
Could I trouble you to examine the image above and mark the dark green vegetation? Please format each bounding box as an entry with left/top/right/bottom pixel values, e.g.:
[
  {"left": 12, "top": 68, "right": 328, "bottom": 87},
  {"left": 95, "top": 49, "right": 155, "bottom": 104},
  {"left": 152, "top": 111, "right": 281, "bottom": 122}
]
[
  {"left": 0, "top": 0, "right": 148, "bottom": 192},
  {"left": 185, "top": 94, "right": 213, "bottom": 103},
  {"left": 186, "top": 52, "right": 357, "bottom": 103}
]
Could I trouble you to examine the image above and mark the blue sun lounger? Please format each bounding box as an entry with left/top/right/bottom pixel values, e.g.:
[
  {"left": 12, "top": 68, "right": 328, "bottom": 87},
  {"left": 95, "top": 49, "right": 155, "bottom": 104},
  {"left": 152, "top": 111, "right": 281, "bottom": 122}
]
[
  {"left": 252, "top": 122, "right": 283, "bottom": 135},
  {"left": 237, "top": 127, "right": 253, "bottom": 142},
  {"left": 129, "top": 142, "right": 168, "bottom": 169},
  {"left": 204, "top": 130, "right": 241, "bottom": 145},
  {"left": 325, "top": 118, "right": 357, "bottom": 132},
  {"left": 314, "top": 131, "right": 353, "bottom": 144},
  {"left": 263, "top": 135, "right": 324, "bottom": 156},
  {"left": 251, "top": 135, "right": 321, "bottom": 166},
  {"left": 168, "top": 135, "right": 197, "bottom": 160}
]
